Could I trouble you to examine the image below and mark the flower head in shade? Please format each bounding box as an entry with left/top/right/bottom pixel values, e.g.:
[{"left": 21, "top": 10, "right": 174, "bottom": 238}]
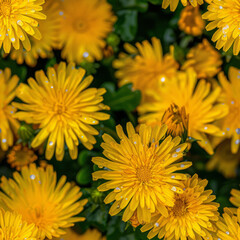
[
  {"left": 9, "top": 0, "right": 61, "bottom": 67},
  {"left": 178, "top": 6, "right": 205, "bottom": 36},
  {"left": 162, "top": 0, "right": 206, "bottom": 12},
  {"left": 92, "top": 122, "right": 191, "bottom": 224},
  {"left": 13, "top": 62, "right": 110, "bottom": 161},
  {"left": 7, "top": 144, "right": 38, "bottom": 170},
  {"left": 0, "top": 209, "right": 37, "bottom": 239},
  {"left": 216, "top": 67, "right": 240, "bottom": 154},
  {"left": 202, "top": 0, "right": 240, "bottom": 55},
  {"left": 207, "top": 139, "right": 240, "bottom": 178},
  {"left": 53, "top": 228, "right": 105, "bottom": 240},
  {"left": 0, "top": 164, "right": 88, "bottom": 239},
  {"left": 141, "top": 174, "right": 219, "bottom": 240},
  {"left": 161, "top": 104, "right": 189, "bottom": 138},
  {"left": 0, "top": 0, "right": 46, "bottom": 53},
  {"left": 58, "top": 0, "right": 116, "bottom": 64},
  {"left": 0, "top": 68, "right": 20, "bottom": 151},
  {"left": 138, "top": 69, "right": 228, "bottom": 155},
  {"left": 182, "top": 39, "right": 222, "bottom": 79},
  {"left": 216, "top": 208, "right": 240, "bottom": 240},
  {"left": 113, "top": 37, "right": 179, "bottom": 102}
]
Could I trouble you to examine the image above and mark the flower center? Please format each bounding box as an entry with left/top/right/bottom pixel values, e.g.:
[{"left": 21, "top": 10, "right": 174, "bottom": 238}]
[
  {"left": 0, "top": 1, "right": 11, "bottom": 17},
  {"left": 136, "top": 166, "right": 151, "bottom": 183},
  {"left": 53, "top": 103, "right": 66, "bottom": 115},
  {"left": 172, "top": 198, "right": 187, "bottom": 217},
  {"left": 74, "top": 19, "right": 87, "bottom": 32}
]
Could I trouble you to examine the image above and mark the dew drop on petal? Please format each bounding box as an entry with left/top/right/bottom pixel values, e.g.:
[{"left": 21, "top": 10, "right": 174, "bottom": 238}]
[
  {"left": 176, "top": 148, "right": 181, "bottom": 152},
  {"left": 155, "top": 223, "right": 159, "bottom": 227},
  {"left": 30, "top": 175, "right": 35, "bottom": 180}
]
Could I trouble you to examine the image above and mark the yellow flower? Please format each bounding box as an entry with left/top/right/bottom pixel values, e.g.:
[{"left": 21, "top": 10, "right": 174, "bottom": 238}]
[
  {"left": 181, "top": 39, "right": 222, "bottom": 79},
  {"left": 7, "top": 144, "right": 38, "bottom": 170},
  {"left": 207, "top": 139, "right": 240, "bottom": 178},
  {"left": 216, "top": 67, "right": 240, "bottom": 154},
  {"left": 58, "top": 0, "right": 116, "bottom": 64},
  {"left": 0, "top": 209, "right": 37, "bottom": 240},
  {"left": 53, "top": 228, "right": 105, "bottom": 240},
  {"left": 0, "top": 164, "right": 88, "bottom": 240},
  {"left": 230, "top": 187, "right": 240, "bottom": 208},
  {"left": 178, "top": 6, "right": 205, "bottom": 36},
  {"left": 113, "top": 37, "right": 179, "bottom": 102},
  {"left": 216, "top": 208, "right": 240, "bottom": 240},
  {"left": 162, "top": 0, "right": 205, "bottom": 12},
  {"left": 9, "top": 0, "right": 61, "bottom": 67},
  {"left": 0, "top": 0, "right": 46, "bottom": 53},
  {"left": 13, "top": 62, "right": 110, "bottom": 161},
  {"left": 138, "top": 69, "right": 228, "bottom": 155},
  {"left": 141, "top": 174, "right": 219, "bottom": 240},
  {"left": 161, "top": 104, "right": 189, "bottom": 138},
  {"left": 202, "top": 0, "right": 240, "bottom": 55},
  {"left": 0, "top": 68, "right": 20, "bottom": 151},
  {"left": 92, "top": 122, "right": 191, "bottom": 224}
]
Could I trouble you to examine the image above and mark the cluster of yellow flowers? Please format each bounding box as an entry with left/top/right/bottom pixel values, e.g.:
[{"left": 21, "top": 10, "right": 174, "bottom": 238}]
[{"left": 0, "top": 0, "right": 239, "bottom": 239}]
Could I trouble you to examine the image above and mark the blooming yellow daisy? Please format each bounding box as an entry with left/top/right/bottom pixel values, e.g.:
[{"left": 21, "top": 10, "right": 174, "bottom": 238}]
[
  {"left": 161, "top": 104, "right": 189, "bottom": 138},
  {"left": 207, "top": 139, "right": 240, "bottom": 178},
  {"left": 7, "top": 144, "right": 38, "bottom": 170},
  {"left": 0, "top": 164, "right": 88, "bottom": 239},
  {"left": 113, "top": 37, "right": 179, "bottom": 102},
  {"left": 138, "top": 69, "right": 228, "bottom": 155},
  {"left": 178, "top": 6, "right": 205, "bottom": 37},
  {"left": 0, "top": 68, "right": 20, "bottom": 151},
  {"left": 202, "top": 0, "right": 240, "bottom": 55},
  {"left": 9, "top": 0, "right": 61, "bottom": 67},
  {"left": 216, "top": 208, "right": 240, "bottom": 240},
  {"left": 0, "top": 209, "right": 37, "bottom": 240},
  {"left": 13, "top": 62, "right": 110, "bottom": 161},
  {"left": 0, "top": 0, "right": 46, "bottom": 53},
  {"left": 141, "top": 174, "right": 219, "bottom": 240},
  {"left": 92, "top": 122, "right": 191, "bottom": 224},
  {"left": 162, "top": 0, "right": 206, "bottom": 12},
  {"left": 181, "top": 39, "right": 222, "bottom": 79},
  {"left": 58, "top": 0, "right": 116, "bottom": 64},
  {"left": 216, "top": 67, "right": 240, "bottom": 154},
  {"left": 53, "top": 228, "right": 105, "bottom": 240}
]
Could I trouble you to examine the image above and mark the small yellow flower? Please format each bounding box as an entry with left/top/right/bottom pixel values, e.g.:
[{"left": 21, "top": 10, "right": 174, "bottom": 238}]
[
  {"left": 178, "top": 6, "right": 205, "bottom": 36},
  {"left": 141, "top": 174, "right": 219, "bottom": 240},
  {"left": 202, "top": 0, "right": 240, "bottom": 55},
  {"left": 7, "top": 144, "right": 38, "bottom": 170},
  {"left": 0, "top": 209, "right": 37, "bottom": 239},
  {"left": 161, "top": 104, "right": 189, "bottom": 138},
  {"left": 217, "top": 67, "right": 240, "bottom": 154},
  {"left": 58, "top": 0, "right": 116, "bottom": 64},
  {"left": 162, "top": 0, "right": 205, "bottom": 12},
  {"left": 0, "top": 0, "right": 46, "bottom": 53},
  {"left": 92, "top": 122, "right": 191, "bottom": 224},
  {"left": 0, "top": 164, "right": 88, "bottom": 240},
  {"left": 13, "top": 62, "right": 110, "bottom": 161},
  {"left": 0, "top": 68, "right": 20, "bottom": 151},
  {"left": 138, "top": 69, "right": 228, "bottom": 155},
  {"left": 207, "top": 139, "right": 240, "bottom": 178},
  {"left": 53, "top": 228, "right": 105, "bottom": 240},
  {"left": 113, "top": 37, "right": 179, "bottom": 102},
  {"left": 9, "top": 0, "right": 61, "bottom": 67},
  {"left": 182, "top": 39, "right": 222, "bottom": 79},
  {"left": 216, "top": 208, "right": 240, "bottom": 240},
  {"left": 230, "top": 187, "right": 240, "bottom": 208}
]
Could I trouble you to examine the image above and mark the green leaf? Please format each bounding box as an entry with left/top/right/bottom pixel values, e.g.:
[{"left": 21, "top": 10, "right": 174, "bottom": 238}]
[
  {"left": 115, "top": 10, "right": 138, "bottom": 41},
  {"left": 76, "top": 166, "right": 92, "bottom": 185},
  {"left": 102, "top": 83, "right": 141, "bottom": 112}
]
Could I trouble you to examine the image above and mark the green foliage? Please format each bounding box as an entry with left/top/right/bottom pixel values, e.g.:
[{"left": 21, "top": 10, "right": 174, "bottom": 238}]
[{"left": 102, "top": 83, "right": 141, "bottom": 112}]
